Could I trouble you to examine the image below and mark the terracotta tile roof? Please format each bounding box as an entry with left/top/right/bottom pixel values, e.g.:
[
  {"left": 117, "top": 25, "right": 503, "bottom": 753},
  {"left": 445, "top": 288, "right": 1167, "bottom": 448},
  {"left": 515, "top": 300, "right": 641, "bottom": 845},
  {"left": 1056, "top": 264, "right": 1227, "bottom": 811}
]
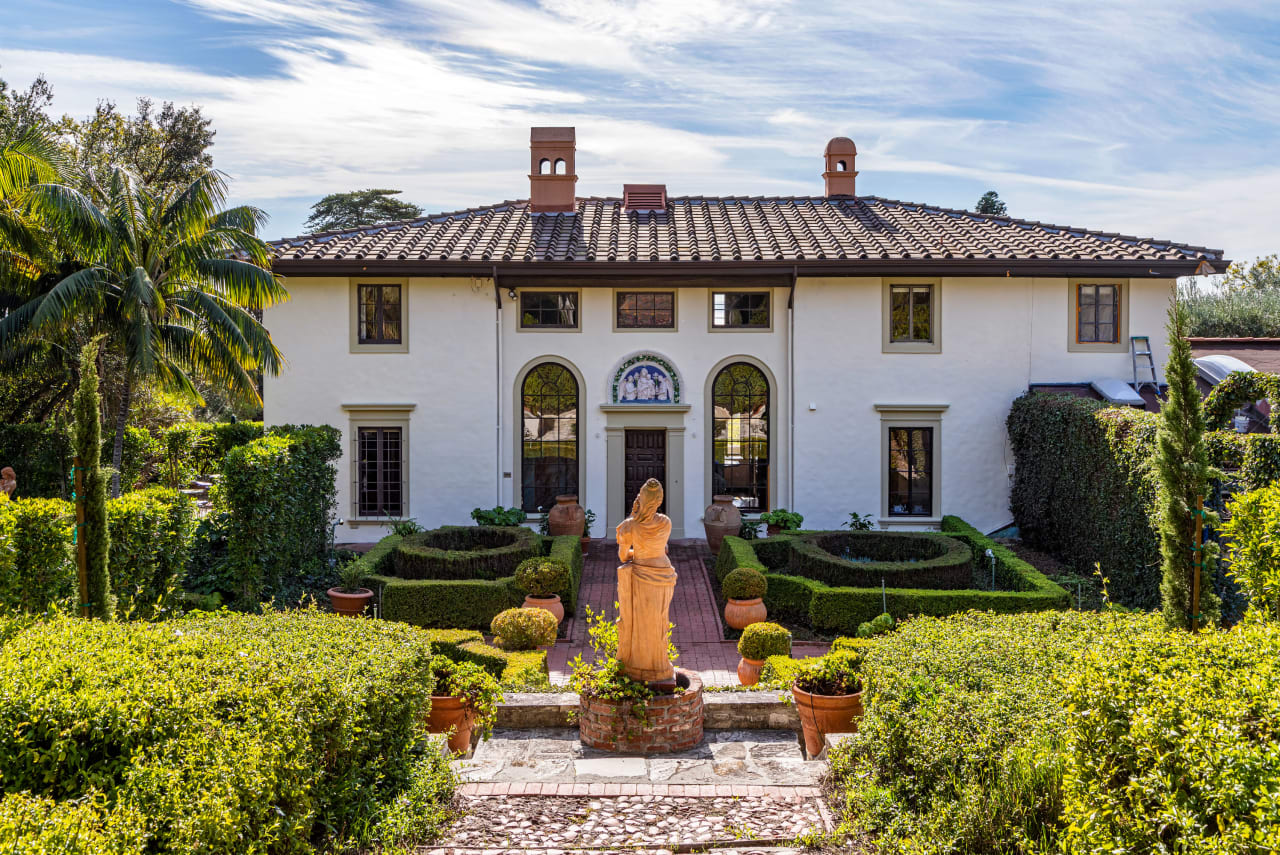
[{"left": 271, "top": 196, "right": 1226, "bottom": 272}]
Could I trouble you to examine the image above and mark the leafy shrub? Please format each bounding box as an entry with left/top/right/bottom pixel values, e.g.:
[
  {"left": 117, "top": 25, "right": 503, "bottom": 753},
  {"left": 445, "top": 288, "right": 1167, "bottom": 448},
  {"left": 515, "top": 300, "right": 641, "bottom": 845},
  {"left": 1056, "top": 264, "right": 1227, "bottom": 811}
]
[
  {"left": 844, "top": 512, "right": 875, "bottom": 530},
  {"left": 490, "top": 607, "right": 558, "bottom": 650},
  {"left": 391, "top": 518, "right": 424, "bottom": 536},
  {"left": 0, "top": 610, "right": 443, "bottom": 853},
  {"left": 0, "top": 495, "right": 75, "bottom": 614},
  {"left": 423, "top": 628, "right": 550, "bottom": 689},
  {"left": 470, "top": 506, "right": 527, "bottom": 526},
  {"left": 1203, "top": 370, "right": 1280, "bottom": 431},
  {"left": 106, "top": 487, "right": 195, "bottom": 619},
  {"left": 0, "top": 422, "right": 71, "bottom": 499},
  {"left": 758, "top": 654, "right": 817, "bottom": 688},
  {"left": 366, "top": 750, "right": 457, "bottom": 849},
  {"left": 792, "top": 650, "right": 861, "bottom": 695},
  {"left": 543, "top": 534, "right": 585, "bottom": 611},
  {"left": 713, "top": 535, "right": 768, "bottom": 582},
  {"left": 1221, "top": 484, "right": 1280, "bottom": 622},
  {"left": 760, "top": 508, "right": 804, "bottom": 530},
  {"left": 856, "top": 612, "right": 895, "bottom": 638},
  {"left": 432, "top": 657, "right": 502, "bottom": 740},
  {"left": 723, "top": 567, "right": 768, "bottom": 600},
  {"left": 393, "top": 526, "right": 540, "bottom": 580},
  {"left": 0, "top": 791, "right": 145, "bottom": 854},
  {"left": 737, "top": 621, "right": 790, "bottom": 660},
  {"left": 514, "top": 556, "right": 572, "bottom": 598}
]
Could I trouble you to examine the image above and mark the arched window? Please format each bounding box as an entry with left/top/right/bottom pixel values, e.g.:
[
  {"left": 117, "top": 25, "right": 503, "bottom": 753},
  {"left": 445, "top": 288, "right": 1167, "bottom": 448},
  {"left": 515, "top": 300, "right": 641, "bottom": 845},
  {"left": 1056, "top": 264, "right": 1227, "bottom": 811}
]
[
  {"left": 554, "top": 157, "right": 566, "bottom": 175},
  {"left": 711, "top": 362, "right": 769, "bottom": 511},
  {"left": 538, "top": 157, "right": 551, "bottom": 174},
  {"left": 521, "top": 363, "right": 579, "bottom": 513},
  {"left": 835, "top": 160, "right": 847, "bottom": 172}
]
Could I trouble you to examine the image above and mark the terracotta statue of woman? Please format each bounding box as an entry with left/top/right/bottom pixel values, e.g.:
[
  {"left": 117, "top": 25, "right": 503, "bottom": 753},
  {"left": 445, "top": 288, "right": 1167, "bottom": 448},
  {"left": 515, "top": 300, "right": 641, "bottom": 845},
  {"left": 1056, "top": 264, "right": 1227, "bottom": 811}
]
[
  {"left": 615, "top": 478, "right": 677, "bottom": 685},
  {"left": 0, "top": 467, "right": 15, "bottom": 498}
]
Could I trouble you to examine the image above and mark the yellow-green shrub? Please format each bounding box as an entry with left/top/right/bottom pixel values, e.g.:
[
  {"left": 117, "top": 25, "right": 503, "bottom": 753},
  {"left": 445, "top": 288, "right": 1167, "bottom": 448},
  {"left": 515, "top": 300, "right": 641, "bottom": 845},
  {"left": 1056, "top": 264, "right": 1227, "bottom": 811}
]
[
  {"left": 0, "top": 494, "right": 74, "bottom": 613},
  {"left": 106, "top": 488, "right": 195, "bottom": 619},
  {"left": 0, "top": 792, "right": 145, "bottom": 854},
  {"left": 1221, "top": 484, "right": 1280, "bottom": 622},
  {"left": 490, "top": 607, "right": 557, "bottom": 650}
]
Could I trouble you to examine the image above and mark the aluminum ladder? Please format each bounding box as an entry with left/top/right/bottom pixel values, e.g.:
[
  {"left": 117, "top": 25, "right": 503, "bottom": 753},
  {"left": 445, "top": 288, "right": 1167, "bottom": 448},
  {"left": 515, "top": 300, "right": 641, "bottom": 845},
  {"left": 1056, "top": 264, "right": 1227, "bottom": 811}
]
[{"left": 1131, "top": 335, "right": 1159, "bottom": 393}]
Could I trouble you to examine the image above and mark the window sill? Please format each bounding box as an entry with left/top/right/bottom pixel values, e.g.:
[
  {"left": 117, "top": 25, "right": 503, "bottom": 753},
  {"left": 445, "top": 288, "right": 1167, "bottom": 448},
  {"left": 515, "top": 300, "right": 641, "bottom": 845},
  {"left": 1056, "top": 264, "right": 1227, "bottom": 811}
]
[{"left": 878, "top": 517, "right": 941, "bottom": 530}]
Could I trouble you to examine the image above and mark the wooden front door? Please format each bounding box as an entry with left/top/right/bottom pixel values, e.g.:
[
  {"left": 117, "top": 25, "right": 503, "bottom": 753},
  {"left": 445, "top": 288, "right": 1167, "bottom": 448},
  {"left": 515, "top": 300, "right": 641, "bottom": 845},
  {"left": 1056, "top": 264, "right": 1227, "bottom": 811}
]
[{"left": 624, "top": 429, "right": 666, "bottom": 513}]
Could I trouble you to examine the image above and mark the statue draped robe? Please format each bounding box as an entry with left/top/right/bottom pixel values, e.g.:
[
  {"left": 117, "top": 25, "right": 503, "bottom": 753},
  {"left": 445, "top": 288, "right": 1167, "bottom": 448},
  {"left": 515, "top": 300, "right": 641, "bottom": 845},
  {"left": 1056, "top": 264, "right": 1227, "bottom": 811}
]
[{"left": 615, "top": 512, "right": 677, "bottom": 684}]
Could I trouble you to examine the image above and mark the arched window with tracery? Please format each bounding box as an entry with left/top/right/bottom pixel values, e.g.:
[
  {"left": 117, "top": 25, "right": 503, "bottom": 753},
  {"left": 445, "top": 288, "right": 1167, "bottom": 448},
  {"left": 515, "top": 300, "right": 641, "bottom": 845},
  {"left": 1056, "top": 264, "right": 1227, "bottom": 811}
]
[
  {"left": 520, "top": 362, "right": 579, "bottom": 513},
  {"left": 711, "top": 362, "right": 769, "bottom": 511}
]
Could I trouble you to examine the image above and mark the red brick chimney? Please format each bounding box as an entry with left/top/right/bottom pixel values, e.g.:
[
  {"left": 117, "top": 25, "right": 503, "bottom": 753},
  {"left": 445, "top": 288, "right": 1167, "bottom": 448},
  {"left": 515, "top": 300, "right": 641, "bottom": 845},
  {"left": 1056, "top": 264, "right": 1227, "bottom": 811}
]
[
  {"left": 529, "top": 127, "right": 577, "bottom": 213},
  {"left": 823, "top": 137, "right": 857, "bottom": 197}
]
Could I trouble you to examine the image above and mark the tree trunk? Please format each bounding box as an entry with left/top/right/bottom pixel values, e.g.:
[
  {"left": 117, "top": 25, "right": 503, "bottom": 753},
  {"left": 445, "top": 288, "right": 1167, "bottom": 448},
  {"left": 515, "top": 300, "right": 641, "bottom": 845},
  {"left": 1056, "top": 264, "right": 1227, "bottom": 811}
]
[{"left": 111, "top": 376, "right": 132, "bottom": 498}]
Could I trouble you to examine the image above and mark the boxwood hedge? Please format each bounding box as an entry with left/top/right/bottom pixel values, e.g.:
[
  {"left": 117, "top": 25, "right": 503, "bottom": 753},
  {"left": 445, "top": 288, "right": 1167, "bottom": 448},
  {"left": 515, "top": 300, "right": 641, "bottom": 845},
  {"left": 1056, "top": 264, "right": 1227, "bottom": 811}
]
[
  {"left": 0, "top": 610, "right": 447, "bottom": 853},
  {"left": 393, "top": 526, "right": 541, "bottom": 580},
  {"left": 787, "top": 531, "right": 973, "bottom": 589},
  {"left": 422, "top": 628, "right": 549, "bottom": 689}
]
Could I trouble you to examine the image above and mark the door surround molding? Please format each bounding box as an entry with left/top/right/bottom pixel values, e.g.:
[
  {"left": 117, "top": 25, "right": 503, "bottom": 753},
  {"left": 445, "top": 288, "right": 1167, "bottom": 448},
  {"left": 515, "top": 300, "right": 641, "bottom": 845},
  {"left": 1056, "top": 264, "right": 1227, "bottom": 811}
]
[{"left": 601, "top": 404, "right": 688, "bottom": 540}]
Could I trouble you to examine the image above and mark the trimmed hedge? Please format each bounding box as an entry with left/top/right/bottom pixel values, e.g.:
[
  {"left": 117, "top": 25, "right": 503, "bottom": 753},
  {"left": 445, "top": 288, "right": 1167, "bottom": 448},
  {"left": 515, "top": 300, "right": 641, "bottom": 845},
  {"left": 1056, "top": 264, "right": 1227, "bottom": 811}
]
[
  {"left": 422, "top": 628, "right": 549, "bottom": 689},
  {"left": 0, "top": 792, "right": 145, "bottom": 854},
  {"left": 0, "top": 610, "right": 446, "bottom": 853},
  {"left": 393, "top": 526, "right": 541, "bottom": 580},
  {"left": 0, "top": 495, "right": 75, "bottom": 613},
  {"left": 788, "top": 531, "right": 973, "bottom": 590},
  {"left": 106, "top": 488, "right": 196, "bottom": 619}
]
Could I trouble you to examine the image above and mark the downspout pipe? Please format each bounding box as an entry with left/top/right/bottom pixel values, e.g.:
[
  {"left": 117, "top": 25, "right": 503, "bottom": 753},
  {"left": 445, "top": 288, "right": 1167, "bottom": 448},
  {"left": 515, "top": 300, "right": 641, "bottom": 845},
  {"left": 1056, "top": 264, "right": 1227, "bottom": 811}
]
[
  {"left": 789, "top": 265, "right": 797, "bottom": 510},
  {"left": 493, "top": 267, "right": 503, "bottom": 507}
]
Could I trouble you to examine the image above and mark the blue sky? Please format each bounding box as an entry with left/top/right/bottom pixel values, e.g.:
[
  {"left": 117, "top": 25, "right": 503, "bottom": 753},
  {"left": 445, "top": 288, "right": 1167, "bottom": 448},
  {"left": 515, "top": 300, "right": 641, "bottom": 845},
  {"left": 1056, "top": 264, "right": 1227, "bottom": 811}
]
[{"left": 3, "top": 0, "right": 1278, "bottom": 262}]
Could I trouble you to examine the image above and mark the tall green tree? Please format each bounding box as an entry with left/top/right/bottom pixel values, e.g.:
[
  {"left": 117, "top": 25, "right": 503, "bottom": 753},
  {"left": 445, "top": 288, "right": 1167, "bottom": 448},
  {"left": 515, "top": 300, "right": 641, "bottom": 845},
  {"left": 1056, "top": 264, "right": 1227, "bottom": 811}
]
[
  {"left": 1221, "top": 254, "right": 1280, "bottom": 292},
  {"left": 73, "top": 337, "right": 112, "bottom": 619},
  {"left": 1155, "top": 301, "right": 1221, "bottom": 629},
  {"left": 975, "top": 190, "right": 1007, "bottom": 216},
  {"left": 303, "top": 189, "right": 423, "bottom": 233}
]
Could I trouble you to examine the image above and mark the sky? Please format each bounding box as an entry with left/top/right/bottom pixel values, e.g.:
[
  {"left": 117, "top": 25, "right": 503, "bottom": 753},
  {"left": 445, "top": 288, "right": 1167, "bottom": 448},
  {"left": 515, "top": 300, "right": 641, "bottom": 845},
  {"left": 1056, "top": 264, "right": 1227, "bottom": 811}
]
[{"left": 2, "top": 0, "right": 1278, "bottom": 263}]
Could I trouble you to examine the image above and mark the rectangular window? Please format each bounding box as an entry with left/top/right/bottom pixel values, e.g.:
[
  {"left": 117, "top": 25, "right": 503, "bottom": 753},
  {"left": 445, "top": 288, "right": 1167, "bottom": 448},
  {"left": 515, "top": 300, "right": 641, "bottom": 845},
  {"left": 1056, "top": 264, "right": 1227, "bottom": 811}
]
[
  {"left": 357, "top": 284, "right": 402, "bottom": 345},
  {"left": 357, "top": 427, "right": 403, "bottom": 517},
  {"left": 1077, "top": 283, "right": 1119, "bottom": 343},
  {"left": 616, "top": 291, "right": 675, "bottom": 328},
  {"left": 888, "top": 427, "right": 932, "bottom": 516},
  {"left": 520, "top": 291, "right": 578, "bottom": 329},
  {"left": 712, "top": 292, "right": 770, "bottom": 328},
  {"left": 890, "top": 284, "right": 933, "bottom": 342}
]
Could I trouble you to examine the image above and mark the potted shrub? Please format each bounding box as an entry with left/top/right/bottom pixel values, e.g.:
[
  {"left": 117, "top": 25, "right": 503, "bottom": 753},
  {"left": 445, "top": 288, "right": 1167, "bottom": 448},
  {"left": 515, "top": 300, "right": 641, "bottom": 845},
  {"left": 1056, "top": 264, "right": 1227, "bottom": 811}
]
[
  {"left": 427, "top": 658, "right": 502, "bottom": 754},
  {"left": 582, "top": 509, "right": 597, "bottom": 547},
  {"left": 722, "top": 567, "right": 768, "bottom": 629},
  {"left": 491, "top": 607, "right": 558, "bottom": 650},
  {"left": 328, "top": 560, "right": 373, "bottom": 617},
  {"left": 760, "top": 508, "right": 803, "bottom": 536},
  {"left": 737, "top": 621, "right": 791, "bottom": 686},
  {"left": 514, "top": 556, "right": 572, "bottom": 623},
  {"left": 792, "top": 651, "right": 863, "bottom": 757}
]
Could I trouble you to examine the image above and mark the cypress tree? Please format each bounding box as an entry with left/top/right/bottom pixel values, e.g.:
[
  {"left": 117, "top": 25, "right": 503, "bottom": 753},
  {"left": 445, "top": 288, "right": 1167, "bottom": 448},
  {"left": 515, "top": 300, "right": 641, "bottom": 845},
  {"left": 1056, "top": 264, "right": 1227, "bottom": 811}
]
[
  {"left": 1156, "top": 301, "right": 1220, "bottom": 629},
  {"left": 73, "top": 339, "right": 114, "bottom": 620}
]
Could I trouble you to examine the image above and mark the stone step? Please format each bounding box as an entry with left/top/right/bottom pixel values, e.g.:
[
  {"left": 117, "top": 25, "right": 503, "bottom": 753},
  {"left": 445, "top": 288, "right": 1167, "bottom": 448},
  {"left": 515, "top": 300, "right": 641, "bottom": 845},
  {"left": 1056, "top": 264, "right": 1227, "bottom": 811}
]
[{"left": 498, "top": 692, "right": 799, "bottom": 731}]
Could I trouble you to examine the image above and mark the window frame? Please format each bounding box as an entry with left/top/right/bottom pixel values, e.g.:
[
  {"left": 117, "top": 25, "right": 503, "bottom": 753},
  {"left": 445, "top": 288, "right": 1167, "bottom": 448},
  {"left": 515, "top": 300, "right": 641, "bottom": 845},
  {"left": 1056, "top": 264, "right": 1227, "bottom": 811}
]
[
  {"left": 708, "top": 360, "right": 771, "bottom": 514},
  {"left": 882, "top": 278, "right": 941, "bottom": 353},
  {"left": 874, "top": 403, "right": 946, "bottom": 527},
  {"left": 517, "top": 288, "right": 582, "bottom": 332},
  {"left": 1068, "top": 279, "right": 1128, "bottom": 353},
  {"left": 612, "top": 288, "right": 678, "bottom": 332},
  {"left": 348, "top": 278, "right": 409, "bottom": 353},
  {"left": 517, "top": 360, "right": 582, "bottom": 515},
  {"left": 341, "top": 403, "right": 414, "bottom": 524},
  {"left": 709, "top": 289, "right": 773, "bottom": 332}
]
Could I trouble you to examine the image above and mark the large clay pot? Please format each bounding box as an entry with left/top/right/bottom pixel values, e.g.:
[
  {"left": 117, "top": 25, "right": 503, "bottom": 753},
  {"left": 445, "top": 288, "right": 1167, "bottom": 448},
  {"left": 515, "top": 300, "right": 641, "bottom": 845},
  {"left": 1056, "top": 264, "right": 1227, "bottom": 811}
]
[
  {"left": 737, "top": 656, "right": 764, "bottom": 686},
  {"left": 702, "top": 495, "right": 742, "bottom": 554},
  {"left": 547, "top": 495, "right": 586, "bottom": 537},
  {"left": 524, "top": 593, "right": 565, "bottom": 624},
  {"left": 792, "top": 683, "right": 864, "bottom": 757},
  {"left": 427, "top": 695, "right": 475, "bottom": 754},
  {"left": 327, "top": 587, "right": 373, "bottom": 617},
  {"left": 724, "top": 597, "right": 767, "bottom": 630}
]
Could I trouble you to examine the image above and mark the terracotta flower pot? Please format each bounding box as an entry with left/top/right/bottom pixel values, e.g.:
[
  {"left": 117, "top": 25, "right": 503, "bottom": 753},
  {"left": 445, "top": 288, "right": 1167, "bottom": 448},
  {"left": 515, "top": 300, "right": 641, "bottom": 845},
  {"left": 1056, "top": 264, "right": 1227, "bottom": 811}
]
[
  {"left": 766, "top": 523, "right": 782, "bottom": 537},
  {"left": 703, "top": 495, "right": 742, "bottom": 554},
  {"left": 547, "top": 495, "right": 585, "bottom": 537},
  {"left": 737, "top": 656, "right": 764, "bottom": 686},
  {"left": 724, "top": 597, "right": 767, "bottom": 630},
  {"left": 792, "top": 683, "right": 864, "bottom": 757},
  {"left": 524, "top": 593, "right": 565, "bottom": 624},
  {"left": 327, "top": 587, "right": 373, "bottom": 617},
  {"left": 427, "top": 695, "right": 475, "bottom": 754}
]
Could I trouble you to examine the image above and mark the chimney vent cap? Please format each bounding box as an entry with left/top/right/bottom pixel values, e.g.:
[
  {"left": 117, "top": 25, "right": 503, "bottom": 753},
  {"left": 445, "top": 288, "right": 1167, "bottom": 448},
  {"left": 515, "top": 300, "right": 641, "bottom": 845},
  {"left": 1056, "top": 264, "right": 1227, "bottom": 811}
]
[
  {"left": 623, "top": 183, "right": 668, "bottom": 211},
  {"left": 825, "top": 136, "right": 857, "bottom": 155},
  {"left": 531, "top": 127, "right": 576, "bottom": 142}
]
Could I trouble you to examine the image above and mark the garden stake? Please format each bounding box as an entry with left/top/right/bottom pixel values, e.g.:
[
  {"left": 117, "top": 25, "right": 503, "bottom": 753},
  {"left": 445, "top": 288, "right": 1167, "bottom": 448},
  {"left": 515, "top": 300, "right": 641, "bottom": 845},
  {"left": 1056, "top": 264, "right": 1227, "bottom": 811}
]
[
  {"left": 881, "top": 579, "right": 887, "bottom": 614},
  {"left": 72, "top": 459, "right": 89, "bottom": 619}
]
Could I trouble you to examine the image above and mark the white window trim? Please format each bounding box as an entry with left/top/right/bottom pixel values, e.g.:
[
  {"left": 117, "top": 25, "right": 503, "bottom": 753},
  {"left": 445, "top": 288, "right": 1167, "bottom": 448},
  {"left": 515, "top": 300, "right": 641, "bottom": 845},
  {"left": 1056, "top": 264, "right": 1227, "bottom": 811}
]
[
  {"left": 882, "top": 277, "right": 941, "bottom": 353},
  {"left": 342, "top": 403, "right": 414, "bottom": 524},
  {"left": 874, "top": 403, "right": 947, "bottom": 528},
  {"left": 1068, "top": 279, "right": 1128, "bottom": 353},
  {"left": 349, "top": 278, "right": 409, "bottom": 354},
  {"left": 516, "top": 286, "right": 583, "bottom": 333}
]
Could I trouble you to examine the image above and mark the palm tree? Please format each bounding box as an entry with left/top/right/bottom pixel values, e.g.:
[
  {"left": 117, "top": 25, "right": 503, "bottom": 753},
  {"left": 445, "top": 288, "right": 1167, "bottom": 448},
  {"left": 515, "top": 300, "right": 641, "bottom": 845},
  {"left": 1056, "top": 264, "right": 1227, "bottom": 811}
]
[{"left": 0, "top": 166, "right": 287, "bottom": 495}]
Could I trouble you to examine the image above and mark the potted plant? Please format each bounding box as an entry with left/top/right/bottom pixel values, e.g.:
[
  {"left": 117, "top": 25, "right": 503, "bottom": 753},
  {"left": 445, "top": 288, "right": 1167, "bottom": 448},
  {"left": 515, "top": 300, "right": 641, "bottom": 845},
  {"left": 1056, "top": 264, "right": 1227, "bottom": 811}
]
[
  {"left": 427, "top": 658, "right": 502, "bottom": 754},
  {"left": 792, "top": 651, "right": 863, "bottom": 757},
  {"left": 582, "top": 509, "right": 597, "bottom": 547},
  {"left": 491, "top": 607, "right": 558, "bottom": 650},
  {"left": 736, "top": 621, "right": 791, "bottom": 686},
  {"left": 328, "top": 559, "right": 373, "bottom": 617},
  {"left": 514, "top": 556, "right": 572, "bottom": 623},
  {"left": 760, "top": 508, "right": 804, "bottom": 536},
  {"left": 722, "top": 567, "right": 768, "bottom": 629}
]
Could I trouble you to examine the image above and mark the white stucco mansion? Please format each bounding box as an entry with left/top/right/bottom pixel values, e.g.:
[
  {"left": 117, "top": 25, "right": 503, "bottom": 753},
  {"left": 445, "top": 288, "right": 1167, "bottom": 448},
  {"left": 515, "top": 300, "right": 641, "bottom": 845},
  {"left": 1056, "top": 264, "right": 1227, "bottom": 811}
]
[{"left": 264, "top": 128, "right": 1227, "bottom": 540}]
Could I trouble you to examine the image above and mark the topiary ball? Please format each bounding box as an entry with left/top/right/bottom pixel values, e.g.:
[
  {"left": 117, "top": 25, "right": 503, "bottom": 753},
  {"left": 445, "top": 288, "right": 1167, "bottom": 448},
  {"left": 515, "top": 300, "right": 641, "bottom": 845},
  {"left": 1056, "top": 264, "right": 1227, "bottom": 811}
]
[
  {"left": 514, "top": 557, "right": 572, "bottom": 598},
  {"left": 490, "top": 607, "right": 558, "bottom": 651},
  {"left": 723, "top": 567, "right": 768, "bottom": 601},
  {"left": 737, "top": 621, "right": 792, "bottom": 661}
]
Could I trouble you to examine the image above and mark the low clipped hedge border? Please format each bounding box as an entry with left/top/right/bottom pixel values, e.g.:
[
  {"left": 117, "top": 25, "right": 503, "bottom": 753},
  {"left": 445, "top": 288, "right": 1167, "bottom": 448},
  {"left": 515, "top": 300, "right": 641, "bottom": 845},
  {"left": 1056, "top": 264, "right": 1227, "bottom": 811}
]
[
  {"left": 789, "top": 531, "right": 973, "bottom": 590},
  {"left": 422, "top": 629, "right": 548, "bottom": 689},
  {"left": 393, "top": 526, "right": 541, "bottom": 580},
  {"left": 714, "top": 517, "right": 1068, "bottom": 635}
]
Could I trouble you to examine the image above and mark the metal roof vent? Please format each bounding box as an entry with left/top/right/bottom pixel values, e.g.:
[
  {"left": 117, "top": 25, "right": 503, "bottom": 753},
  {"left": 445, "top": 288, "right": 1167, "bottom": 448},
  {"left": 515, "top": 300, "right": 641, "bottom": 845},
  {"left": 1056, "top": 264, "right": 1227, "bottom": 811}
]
[{"left": 624, "top": 184, "right": 667, "bottom": 212}]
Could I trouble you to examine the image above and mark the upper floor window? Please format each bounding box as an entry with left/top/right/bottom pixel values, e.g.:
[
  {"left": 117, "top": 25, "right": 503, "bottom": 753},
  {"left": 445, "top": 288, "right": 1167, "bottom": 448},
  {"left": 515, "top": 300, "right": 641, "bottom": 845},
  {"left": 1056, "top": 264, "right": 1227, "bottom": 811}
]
[
  {"left": 357, "top": 284, "right": 402, "bottom": 345},
  {"left": 520, "top": 291, "right": 579, "bottom": 330},
  {"left": 1077, "top": 283, "right": 1119, "bottom": 343},
  {"left": 890, "top": 284, "right": 933, "bottom": 342},
  {"left": 616, "top": 291, "right": 675, "bottom": 329},
  {"left": 712, "top": 292, "right": 770, "bottom": 329}
]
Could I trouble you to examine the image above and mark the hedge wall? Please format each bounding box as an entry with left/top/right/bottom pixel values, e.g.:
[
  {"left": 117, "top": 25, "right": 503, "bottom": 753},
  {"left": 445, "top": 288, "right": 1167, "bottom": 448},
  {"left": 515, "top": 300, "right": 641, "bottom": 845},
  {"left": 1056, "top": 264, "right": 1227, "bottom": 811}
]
[
  {"left": 0, "top": 495, "right": 75, "bottom": 613},
  {"left": 106, "top": 488, "right": 196, "bottom": 619},
  {"left": 787, "top": 531, "right": 973, "bottom": 590},
  {"left": 422, "top": 628, "right": 548, "bottom": 689},
  {"left": 393, "top": 526, "right": 541, "bottom": 580},
  {"left": 1007, "top": 392, "right": 1278, "bottom": 610}
]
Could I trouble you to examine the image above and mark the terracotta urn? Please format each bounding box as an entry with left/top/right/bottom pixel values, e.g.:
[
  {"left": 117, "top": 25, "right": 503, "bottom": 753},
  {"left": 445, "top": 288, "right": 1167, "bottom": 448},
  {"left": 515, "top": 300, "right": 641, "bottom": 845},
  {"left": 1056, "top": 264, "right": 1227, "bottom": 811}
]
[
  {"left": 427, "top": 695, "right": 475, "bottom": 754},
  {"left": 737, "top": 656, "right": 764, "bottom": 686},
  {"left": 702, "top": 495, "right": 742, "bottom": 554},
  {"left": 724, "top": 597, "right": 767, "bottom": 630},
  {"left": 327, "top": 587, "right": 373, "bottom": 617},
  {"left": 547, "top": 495, "right": 586, "bottom": 537},
  {"left": 792, "top": 683, "right": 864, "bottom": 757},
  {"left": 524, "top": 593, "right": 565, "bottom": 624},
  {"left": 766, "top": 523, "right": 782, "bottom": 537}
]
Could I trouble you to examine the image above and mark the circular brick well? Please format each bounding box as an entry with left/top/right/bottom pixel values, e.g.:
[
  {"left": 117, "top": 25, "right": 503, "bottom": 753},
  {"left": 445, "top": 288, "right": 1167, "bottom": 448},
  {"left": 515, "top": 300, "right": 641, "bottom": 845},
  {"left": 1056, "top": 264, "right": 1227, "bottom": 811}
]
[{"left": 578, "top": 668, "right": 704, "bottom": 753}]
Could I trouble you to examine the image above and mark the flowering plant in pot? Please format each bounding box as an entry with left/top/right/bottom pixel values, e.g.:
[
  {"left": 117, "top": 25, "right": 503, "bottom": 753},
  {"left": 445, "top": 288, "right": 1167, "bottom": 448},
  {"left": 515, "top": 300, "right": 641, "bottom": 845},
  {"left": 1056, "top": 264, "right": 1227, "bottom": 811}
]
[
  {"left": 791, "top": 651, "right": 863, "bottom": 757},
  {"left": 722, "top": 567, "right": 768, "bottom": 629},
  {"left": 491, "top": 607, "right": 558, "bottom": 651},
  {"left": 428, "top": 658, "right": 502, "bottom": 754},
  {"left": 328, "top": 559, "right": 373, "bottom": 617},
  {"left": 760, "top": 508, "right": 803, "bottom": 536},
  {"left": 736, "top": 621, "right": 791, "bottom": 686},
  {"left": 514, "top": 556, "right": 572, "bottom": 623}
]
